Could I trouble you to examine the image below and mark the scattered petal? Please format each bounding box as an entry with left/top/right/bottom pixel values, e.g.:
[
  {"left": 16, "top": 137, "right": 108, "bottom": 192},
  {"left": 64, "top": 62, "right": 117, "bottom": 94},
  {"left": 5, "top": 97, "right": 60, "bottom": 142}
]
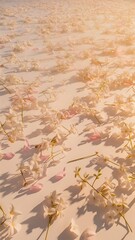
[
  {"left": 88, "top": 132, "right": 101, "bottom": 141},
  {"left": 55, "top": 168, "right": 66, "bottom": 181},
  {"left": 40, "top": 153, "right": 49, "bottom": 162},
  {"left": 69, "top": 218, "right": 80, "bottom": 238},
  {"left": 7, "top": 220, "right": 21, "bottom": 236},
  {"left": 32, "top": 47, "right": 40, "bottom": 51},
  {"left": 81, "top": 228, "right": 96, "bottom": 240},
  {"left": 9, "top": 204, "right": 22, "bottom": 218},
  {"left": 29, "top": 183, "right": 43, "bottom": 192},
  {"left": 22, "top": 138, "right": 31, "bottom": 151},
  {"left": 3, "top": 152, "right": 15, "bottom": 160}
]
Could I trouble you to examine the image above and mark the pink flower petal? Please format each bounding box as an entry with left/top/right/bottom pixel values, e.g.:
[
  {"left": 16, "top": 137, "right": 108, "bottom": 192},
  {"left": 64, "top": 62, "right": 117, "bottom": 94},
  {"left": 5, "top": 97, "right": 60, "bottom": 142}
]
[
  {"left": 68, "top": 108, "right": 78, "bottom": 116},
  {"left": 3, "top": 152, "right": 15, "bottom": 160},
  {"left": 32, "top": 47, "right": 39, "bottom": 51},
  {"left": 89, "top": 133, "right": 101, "bottom": 141},
  {"left": 40, "top": 153, "right": 49, "bottom": 162},
  {"left": 22, "top": 138, "right": 31, "bottom": 151},
  {"left": 55, "top": 168, "right": 66, "bottom": 181},
  {"left": 81, "top": 228, "right": 96, "bottom": 240},
  {"left": 29, "top": 183, "right": 43, "bottom": 192}
]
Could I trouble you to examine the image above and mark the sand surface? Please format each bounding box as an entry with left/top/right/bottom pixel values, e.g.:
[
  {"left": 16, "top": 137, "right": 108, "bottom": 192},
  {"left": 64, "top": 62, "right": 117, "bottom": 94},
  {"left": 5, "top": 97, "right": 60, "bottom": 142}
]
[{"left": 0, "top": 0, "right": 135, "bottom": 239}]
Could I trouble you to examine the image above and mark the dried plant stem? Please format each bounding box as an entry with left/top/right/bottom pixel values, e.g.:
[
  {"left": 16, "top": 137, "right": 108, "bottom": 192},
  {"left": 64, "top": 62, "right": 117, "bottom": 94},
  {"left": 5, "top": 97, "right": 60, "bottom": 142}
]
[
  {"left": 118, "top": 211, "right": 132, "bottom": 232},
  {"left": 0, "top": 122, "right": 10, "bottom": 139},
  {"left": 45, "top": 216, "right": 52, "bottom": 240},
  {"left": 20, "top": 170, "right": 27, "bottom": 186},
  {"left": 85, "top": 109, "right": 101, "bottom": 124},
  {"left": 106, "top": 158, "right": 120, "bottom": 167},
  {"left": 47, "top": 151, "right": 62, "bottom": 162},
  {"left": 77, "top": 172, "right": 132, "bottom": 232},
  {"left": 0, "top": 218, "right": 6, "bottom": 226},
  {"left": 50, "top": 146, "right": 54, "bottom": 160},
  {"left": 128, "top": 132, "right": 133, "bottom": 150},
  {"left": 68, "top": 152, "right": 98, "bottom": 163},
  {"left": 0, "top": 206, "right": 6, "bottom": 226},
  {"left": 61, "top": 125, "right": 71, "bottom": 133},
  {"left": 94, "top": 114, "right": 101, "bottom": 124},
  {"left": 78, "top": 172, "right": 103, "bottom": 198},
  {"left": 0, "top": 206, "right": 5, "bottom": 216},
  {"left": 21, "top": 104, "right": 24, "bottom": 124},
  {"left": 123, "top": 122, "right": 134, "bottom": 150},
  {"left": 91, "top": 176, "right": 98, "bottom": 187},
  {"left": 0, "top": 82, "right": 11, "bottom": 94}
]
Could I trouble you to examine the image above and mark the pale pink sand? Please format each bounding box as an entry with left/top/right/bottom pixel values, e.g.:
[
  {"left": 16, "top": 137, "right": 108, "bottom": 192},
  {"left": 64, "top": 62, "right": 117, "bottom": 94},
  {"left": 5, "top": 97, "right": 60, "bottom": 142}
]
[{"left": 0, "top": 0, "right": 135, "bottom": 240}]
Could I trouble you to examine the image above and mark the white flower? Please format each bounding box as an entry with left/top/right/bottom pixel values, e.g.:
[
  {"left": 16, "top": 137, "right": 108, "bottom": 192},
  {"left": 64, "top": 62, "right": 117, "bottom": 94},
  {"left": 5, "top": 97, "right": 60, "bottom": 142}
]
[
  {"left": 43, "top": 191, "right": 67, "bottom": 221},
  {"left": 68, "top": 218, "right": 80, "bottom": 237},
  {"left": 81, "top": 228, "right": 96, "bottom": 240},
  {"left": 0, "top": 149, "right": 3, "bottom": 160},
  {"left": 6, "top": 219, "right": 21, "bottom": 236},
  {"left": 35, "top": 139, "right": 49, "bottom": 151},
  {"left": 29, "top": 159, "right": 44, "bottom": 179},
  {"left": 9, "top": 205, "right": 21, "bottom": 220},
  {"left": 119, "top": 174, "right": 132, "bottom": 190},
  {"left": 17, "top": 161, "right": 30, "bottom": 173},
  {"left": 102, "top": 209, "right": 117, "bottom": 227},
  {"left": 113, "top": 195, "right": 129, "bottom": 213},
  {"left": 88, "top": 190, "right": 107, "bottom": 207},
  {"left": 97, "top": 154, "right": 114, "bottom": 166},
  {"left": 5, "top": 108, "right": 17, "bottom": 126},
  {"left": 0, "top": 204, "right": 21, "bottom": 237}
]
